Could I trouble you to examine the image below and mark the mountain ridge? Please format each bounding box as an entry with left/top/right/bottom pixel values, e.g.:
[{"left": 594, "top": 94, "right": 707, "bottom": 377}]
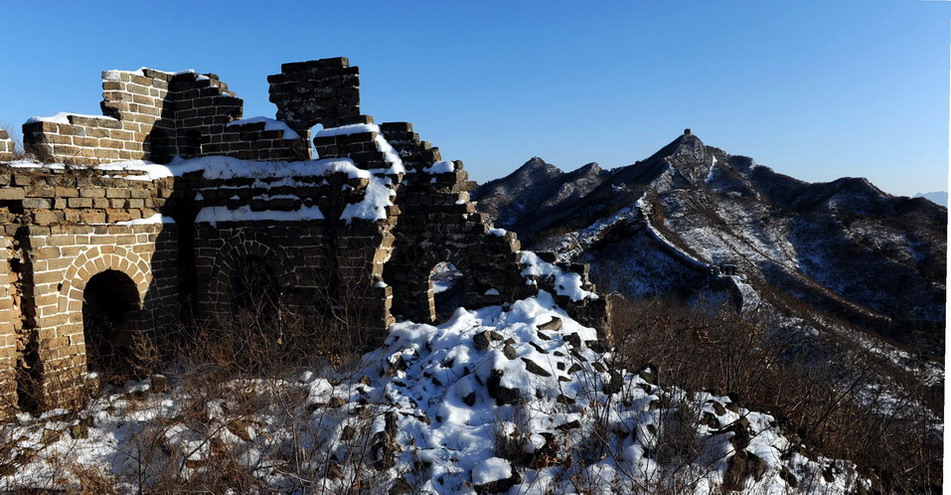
[
  {"left": 914, "top": 191, "right": 948, "bottom": 207},
  {"left": 473, "top": 132, "right": 947, "bottom": 355}
]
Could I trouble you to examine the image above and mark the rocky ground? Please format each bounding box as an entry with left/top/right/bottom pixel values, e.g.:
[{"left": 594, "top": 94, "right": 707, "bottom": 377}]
[{"left": 1, "top": 293, "right": 868, "bottom": 494}]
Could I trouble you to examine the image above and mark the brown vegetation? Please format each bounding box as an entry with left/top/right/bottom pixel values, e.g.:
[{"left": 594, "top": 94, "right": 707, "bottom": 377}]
[{"left": 608, "top": 295, "right": 943, "bottom": 493}]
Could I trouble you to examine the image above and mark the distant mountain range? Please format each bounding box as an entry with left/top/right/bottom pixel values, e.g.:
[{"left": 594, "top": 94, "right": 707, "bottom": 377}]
[
  {"left": 474, "top": 132, "right": 947, "bottom": 358},
  {"left": 914, "top": 191, "right": 948, "bottom": 207}
]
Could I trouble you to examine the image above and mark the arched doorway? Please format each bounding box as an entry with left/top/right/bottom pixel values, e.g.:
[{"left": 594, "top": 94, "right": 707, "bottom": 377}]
[
  {"left": 83, "top": 270, "right": 141, "bottom": 381},
  {"left": 430, "top": 261, "right": 463, "bottom": 323},
  {"left": 229, "top": 255, "right": 281, "bottom": 328}
]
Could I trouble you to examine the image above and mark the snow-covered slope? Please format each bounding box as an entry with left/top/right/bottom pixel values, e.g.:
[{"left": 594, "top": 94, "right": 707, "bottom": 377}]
[
  {"left": 473, "top": 134, "right": 947, "bottom": 355},
  {"left": 1, "top": 294, "right": 867, "bottom": 494},
  {"left": 476, "top": 157, "right": 611, "bottom": 241}
]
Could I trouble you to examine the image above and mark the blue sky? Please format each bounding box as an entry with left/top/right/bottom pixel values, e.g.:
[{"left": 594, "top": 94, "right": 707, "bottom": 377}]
[{"left": 0, "top": 1, "right": 947, "bottom": 196}]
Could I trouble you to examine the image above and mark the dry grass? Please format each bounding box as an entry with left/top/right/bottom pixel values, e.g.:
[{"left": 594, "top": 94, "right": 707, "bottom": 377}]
[
  {"left": 1, "top": 279, "right": 941, "bottom": 493},
  {"left": 608, "top": 294, "right": 943, "bottom": 493}
]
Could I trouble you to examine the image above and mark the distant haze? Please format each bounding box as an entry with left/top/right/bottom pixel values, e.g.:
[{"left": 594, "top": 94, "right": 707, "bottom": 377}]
[{"left": 914, "top": 191, "right": 948, "bottom": 207}]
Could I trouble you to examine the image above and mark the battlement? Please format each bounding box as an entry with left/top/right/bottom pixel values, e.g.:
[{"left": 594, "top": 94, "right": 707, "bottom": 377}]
[{"left": 23, "top": 66, "right": 304, "bottom": 165}]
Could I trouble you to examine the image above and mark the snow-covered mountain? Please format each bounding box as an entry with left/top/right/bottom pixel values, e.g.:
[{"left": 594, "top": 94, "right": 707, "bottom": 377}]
[{"left": 474, "top": 132, "right": 947, "bottom": 357}]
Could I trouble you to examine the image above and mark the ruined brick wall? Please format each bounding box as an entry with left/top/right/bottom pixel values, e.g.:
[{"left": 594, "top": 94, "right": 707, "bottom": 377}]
[
  {"left": 163, "top": 71, "right": 242, "bottom": 161},
  {"left": 26, "top": 223, "right": 178, "bottom": 409},
  {"left": 203, "top": 119, "right": 309, "bottom": 161},
  {"left": 186, "top": 115, "right": 401, "bottom": 339},
  {"left": 0, "top": 165, "right": 179, "bottom": 413},
  {"left": 22, "top": 69, "right": 309, "bottom": 165},
  {"left": 182, "top": 166, "right": 360, "bottom": 319},
  {"left": 0, "top": 129, "right": 15, "bottom": 161},
  {"left": 23, "top": 69, "right": 176, "bottom": 165},
  {"left": 268, "top": 58, "right": 361, "bottom": 136},
  {"left": 377, "top": 122, "right": 530, "bottom": 322},
  {"left": 0, "top": 236, "right": 16, "bottom": 415},
  {"left": 0, "top": 57, "right": 608, "bottom": 420}
]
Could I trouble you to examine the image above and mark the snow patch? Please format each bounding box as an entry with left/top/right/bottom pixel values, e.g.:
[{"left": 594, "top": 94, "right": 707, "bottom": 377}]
[
  {"left": 472, "top": 457, "right": 512, "bottom": 485},
  {"left": 704, "top": 155, "right": 718, "bottom": 183},
  {"left": 195, "top": 205, "right": 324, "bottom": 227},
  {"left": 226, "top": 117, "right": 300, "bottom": 140},
  {"left": 102, "top": 68, "right": 147, "bottom": 81},
  {"left": 520, "top": 251, "right": 597, "bottom": 301},
  {"left": 116, "top": 214, "right": 176, "bottom": 225},
  {"left": 26, "top": 112, "right": 117, "bottom": 124},
  {"left": 424, "top": 160, "right": 455, "bottom": 174},
  {"left": 341, "top": 177, "right": 393, "bottom": 223},
  {"left": 314, "top": 123, "right": 405, "bottom": 175}
]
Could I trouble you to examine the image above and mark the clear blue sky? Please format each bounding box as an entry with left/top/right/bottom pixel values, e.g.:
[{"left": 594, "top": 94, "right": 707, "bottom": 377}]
[{"left": 0, "top": 1, "right": 947, "bottom": 196}]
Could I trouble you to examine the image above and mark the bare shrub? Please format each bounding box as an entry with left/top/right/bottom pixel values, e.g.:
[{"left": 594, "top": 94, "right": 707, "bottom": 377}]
[{"left": 608, "top": 294, "right": 943, "bottom": 493}]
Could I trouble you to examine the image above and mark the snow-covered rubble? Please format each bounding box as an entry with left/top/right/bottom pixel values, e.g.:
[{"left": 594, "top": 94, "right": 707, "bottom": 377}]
[{"left": 1, "top": 293, "right": 866, "bottom": 494}]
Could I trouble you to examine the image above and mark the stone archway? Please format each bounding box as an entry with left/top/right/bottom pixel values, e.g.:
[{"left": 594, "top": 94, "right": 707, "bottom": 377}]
[
  {"left": 82, "top": 269, "right": 141, "bottom": 380},
  {"left": 203, "top": 231, "right": 298, "bottom": 331},
  {"left": 228, "top": 253, "right": 282, "bottom": 326},
  {"left": 429, "top": 261, "right": 463, "bottom": 323},
  {"left": 59, "top": 246, "right": 152, "bottom": 322},
  {"left": 36, "top": 245, "right": 154, "bottom": 404}
]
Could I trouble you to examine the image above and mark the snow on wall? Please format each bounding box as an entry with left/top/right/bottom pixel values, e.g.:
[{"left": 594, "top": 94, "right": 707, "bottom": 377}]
[
  {"left": 314, "top": 123, "right": 405, "bottom": 175},
  {"left": 519, "top": 251, "right": 597, "bottom": 302},
  {"left": 195, "top": 205, "right": 325, "bottom": 227},
  {"left": 94, "top": 156, "right": 367, "bottom": 182},
  {"left": 226, "top": 117, "right": 300, "bottom": 140}
]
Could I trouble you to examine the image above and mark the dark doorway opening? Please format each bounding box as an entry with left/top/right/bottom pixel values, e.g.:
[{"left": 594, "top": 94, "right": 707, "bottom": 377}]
[
  {"left": 430, "top": 261, "right": 463, "bottom": 323},
  {"left": 83, "top": 270, "right": 140, "bottom": 382},
  {"left": 229, "top": 255, "right": 281, "bottom": 327}
]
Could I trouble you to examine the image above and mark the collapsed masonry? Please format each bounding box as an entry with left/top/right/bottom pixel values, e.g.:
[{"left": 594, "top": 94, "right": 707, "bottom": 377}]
[{"left": 0, "top": 58, "right": 608, "bottom": 418}]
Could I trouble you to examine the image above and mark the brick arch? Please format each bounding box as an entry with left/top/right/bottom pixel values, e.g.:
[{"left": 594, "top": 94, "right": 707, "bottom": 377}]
[
  {"left": 385, "top": 239, "right": 482, "bottom": 323},
  {"left": 205, "top": 231, "right": 296, "bottom": 315},
  {"left": 425, "top": 247, "right": 482, "bottom": 315},
  {"left": 59, "top": 246, "right": 152, "bottom": 324},
  {"left": 421, "top": 247, "right": 474, "bottom": 282}
]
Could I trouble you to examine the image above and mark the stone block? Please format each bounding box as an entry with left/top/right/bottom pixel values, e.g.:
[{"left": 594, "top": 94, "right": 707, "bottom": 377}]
[{"left": 0, "top": 188, "right": 25, "bottom": 200}]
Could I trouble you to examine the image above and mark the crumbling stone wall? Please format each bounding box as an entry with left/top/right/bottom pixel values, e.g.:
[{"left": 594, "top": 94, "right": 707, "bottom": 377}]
[
  {"left": 0, "top": 57, "right": 608, "bottom": 420},
  {"left": 378, "top": 122, "right": 530, "bottom": 322},
  {"left": 268, "top": 57, "right": 361, "bottom": 136},
  {"left": 0, "top": 236, "right": 16, "bottom": 416},
  {"left": 0, "top": 129, "right": 14, "bottom": 161},
  {"left": 23, "top": 68, "right": 179, "bottom": 165},
  {"left": 182, "top": 168, "right": 362, "bottom": 321},
  {"left": 28, "top": 223, "right": 178, "bottom": 409},
  {"left": 22, "top": 69, "right": 308, "bottom": 165},
  {"left": 0, "top": 165, "right": 179, "bottom": 413},
  {"left": 203, "top": 119, "right": 308, "bottom": 161}
]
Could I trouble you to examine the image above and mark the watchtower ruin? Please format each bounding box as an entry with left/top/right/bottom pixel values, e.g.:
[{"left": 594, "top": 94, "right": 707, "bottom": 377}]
[{"left": 0, "top": 58, "right": 607, "bottom": 418}]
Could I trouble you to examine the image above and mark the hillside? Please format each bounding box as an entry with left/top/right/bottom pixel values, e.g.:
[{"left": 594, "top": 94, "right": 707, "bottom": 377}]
[
  {"left": 473, "top": 132, "right": 947, "bottom": 356},
  {"left": 1, "top": 295, "right": 870, "bottom": 493}
]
